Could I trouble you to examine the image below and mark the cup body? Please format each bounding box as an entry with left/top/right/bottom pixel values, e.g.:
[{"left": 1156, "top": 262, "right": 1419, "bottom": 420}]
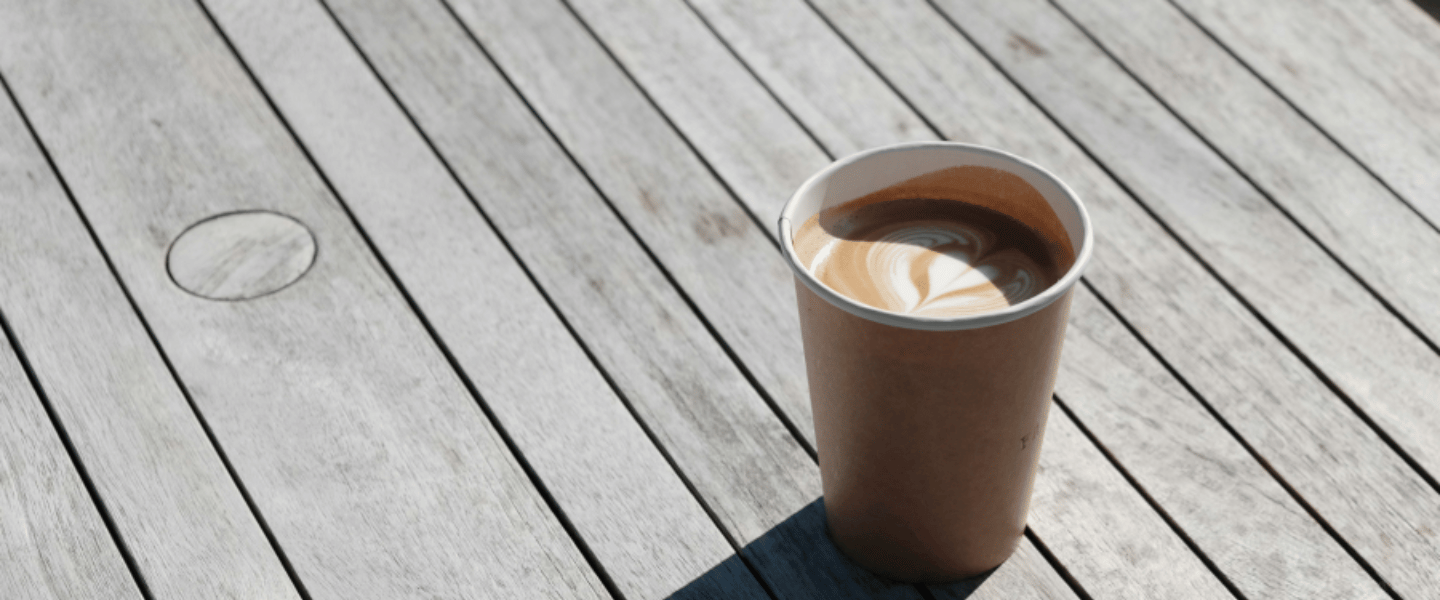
[{"left": 778, "top": 142, "right": 1092, "bottom": 581}]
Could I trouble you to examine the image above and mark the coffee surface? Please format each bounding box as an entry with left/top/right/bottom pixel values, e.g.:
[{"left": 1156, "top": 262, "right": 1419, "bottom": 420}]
[{"left": 795, "top": 196, "right": 1068, "bottom": 318}]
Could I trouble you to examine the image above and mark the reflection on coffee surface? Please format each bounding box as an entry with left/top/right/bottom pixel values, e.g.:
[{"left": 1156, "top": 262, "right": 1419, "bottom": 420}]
[{"left": 794, "top": 167, "right": 1072, "bottom": 318}]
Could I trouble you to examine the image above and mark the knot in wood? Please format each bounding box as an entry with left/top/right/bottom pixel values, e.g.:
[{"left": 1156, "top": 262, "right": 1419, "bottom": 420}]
[{"left": 167, "top": 210, "right": 316, "bottom": 300}]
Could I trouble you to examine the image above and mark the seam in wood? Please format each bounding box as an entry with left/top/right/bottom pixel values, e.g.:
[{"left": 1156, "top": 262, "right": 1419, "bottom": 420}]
[
  {"left": 1161, "top": 0, "right": 1440, "bottom": 242},
  {"left": 688, "top": 4, "right": 1097, "bottom": 595},
  {"left": 408, "top": 2, "right": 803, "bottom": 595},
  {"left": 209, "top": 0, "right": 649, "bottom": 596},
  {"left": 551, "top": 0, "right": 782, "bottom": 257},
  {"left": 313, "top": 3, "right": 785, "bottom": 593},
  {"left": 1021, "top": 527, "right": 1093, "bottom": 600},
  {"left": 795, "top": 0, "right": 949, "bottom": 143},
  {"left": 0, "top": 61, "right": 315, "bottom": 600},
  {"left": 539, "top": 0, "right": 824, "bottom": 473},
  {"left": 309, "top": 0, "right": 752, "bottom": 567},
  {"left": 432, "top": 0, "right": 817, "bottom": 474},
  {"left": 758, "top": 0, "right": 1407, "bottom": 593},
  {"left": 594, "top": 2, "right": 1078, "bottom": 595},
  {"left": 1079, "top": 278, "right": 1405, "bottom": 600},
  {"left": 675, "top": 0, "right": 839, "bottom": 161},
  {"left": 920, "top": 0, "right": 1440, "bottom": 505},
  {"left": 1051, "top": 394, "right": 1248, "bottom": 600},
  {"left": 1048, "top": 0, "right": 1440, "bottom": 381},
  {"left": 0, "top": 307, "right": 153, "bottom": 600}
]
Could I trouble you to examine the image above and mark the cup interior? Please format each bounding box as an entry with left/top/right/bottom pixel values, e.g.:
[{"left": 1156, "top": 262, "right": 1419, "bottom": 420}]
[{"left": 778, "top": 142, "right": 1093, "bottom": 331}]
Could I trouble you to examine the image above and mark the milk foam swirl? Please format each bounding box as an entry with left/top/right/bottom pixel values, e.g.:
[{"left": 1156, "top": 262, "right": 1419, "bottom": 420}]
[{"left": 809, "top": 222, "right": 1046, "bottom": 318}]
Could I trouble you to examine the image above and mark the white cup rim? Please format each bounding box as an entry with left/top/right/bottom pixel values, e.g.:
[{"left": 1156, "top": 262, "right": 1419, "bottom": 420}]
[{"left": 778, "top": 141, "right": 1094, "bottom": 331}]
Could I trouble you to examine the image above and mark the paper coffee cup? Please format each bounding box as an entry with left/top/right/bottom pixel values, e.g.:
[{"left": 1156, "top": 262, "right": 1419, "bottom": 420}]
[{"left": 778, "top": 142, "right": 1093, "bottom": 582}]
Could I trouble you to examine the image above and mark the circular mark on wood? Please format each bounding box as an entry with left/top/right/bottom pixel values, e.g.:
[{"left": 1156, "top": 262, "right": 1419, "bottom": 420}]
[{"left": 167, "top": 210, "right": 317, "bottom": 301}]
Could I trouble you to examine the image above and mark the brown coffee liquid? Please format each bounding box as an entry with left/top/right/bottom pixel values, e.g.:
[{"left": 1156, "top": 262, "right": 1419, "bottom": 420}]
[{"left": 795, "top": 195, "right": 1070, "bottom": 318}]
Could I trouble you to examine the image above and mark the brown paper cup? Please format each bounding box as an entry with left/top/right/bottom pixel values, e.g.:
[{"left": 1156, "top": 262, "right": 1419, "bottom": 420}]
[{"left": 778, "top": 142, "right": 1093, "bottom": 582}]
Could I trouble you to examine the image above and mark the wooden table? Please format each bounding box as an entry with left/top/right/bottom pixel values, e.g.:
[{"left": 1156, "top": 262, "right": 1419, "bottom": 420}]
[{"left": 3, "top": 0, "right": 1438, "bottom": 598}]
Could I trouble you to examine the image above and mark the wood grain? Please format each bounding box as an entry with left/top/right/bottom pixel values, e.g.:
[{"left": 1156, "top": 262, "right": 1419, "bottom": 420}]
[
  {"left": 1054, "top": 0, "right": 1440, "bottom": 348},
  {"left": 0, "top": 323, "right": 142, "bottom": 600},
  {"left": 1170, "top": 0, "right": 1440, "bottom": 227},
  {"left": 681, "top": 0, "right": 932, "bottom": 157},
  {"left": 329, "top": 0, "right": 1082, "bottom": 592},
  {"left": 1030, "top": 409, "right": 1234, "bottom": 600},
  {"left": 0, "top": 0, "right": 608, "bottom": 597},
  {"left": 803, "top": 0, "right": 1440, "bottom": 594},
  {"left": 936, "top": 0, "right": 1440, "bottom": 494},
  {"left": 1060, "top": 287, "right": 1385, "bottom": 599},
  {"left": 436, "top": 0, "right": 817, "bottom": 447},
  {"left": 563, "top": 0, "right": 830, "bottom": 222},
  {"left": 521, "top": 0, "right": 1256, "bottom": 595},
  {"left": 312, "top": 0, "right": 907, "bottom": 597},
  {"left": 202, "top": 0, "right": 773, "bottom": 597},
  {"left": 0, "top": 77, "right": 302, "bottom": 599},
  {"left": 167, "top": 210, "right": 318, "bottom": 300}
]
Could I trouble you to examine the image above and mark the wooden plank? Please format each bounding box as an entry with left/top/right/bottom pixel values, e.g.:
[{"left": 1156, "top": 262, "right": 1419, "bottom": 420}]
[
  {"left": 1051, "top": 0, "right": 1440, "bottom": 349},
  {"left": 1170, "top": 0, "right": 1440, "bottom": 227},
  {"left": 0, "top": 324, "right": 142, "bottom": 599},
  {"left": 201, "top": 1, "right": 765, "bottom": 598},
  {"left": 799, "top": 0, "right": 1440, "bottom": 595},
  {"left": 680, "top": 0, "right": 932, "bottom": 157},
  {"left": 0, "top": 1, "right": 608, "bottom": 598},
  {"left": 483, "top": 0, "right": 1251, "bottom": 594},
  {"left": 653, "top": 0, "right": 1440, "bottom": 593},
  {"left": 935, "top": 0, "right": 1440, "bottom": 492},
  {"left": 1029, "top": 409, "right": 1233, "bottom": 600},
  {"left": 434, "top": 0, "right": 1237, "bottom": 595},
  {"left": 1060, "top": 287, "right": 1386, "bottom": 599},
  {"left": 560, "top": 0, "right": 830, "bottom": 223},
  {"left": 434, "top": 0, "right": 817, "bottom": 446},
  {"left": 0, "top": 75, "right": 302, "bottom": 600},
  {"left": 922, "top": 0, "right": 1440, "bottom": 593},
  {"left": 311, "top": 0, "right": 932, "bottom": 597}
]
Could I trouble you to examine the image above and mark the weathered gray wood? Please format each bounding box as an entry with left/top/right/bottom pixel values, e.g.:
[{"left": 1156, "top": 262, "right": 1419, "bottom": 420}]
[
  {"left": 0, "top": 0, "right": 607, "bottom": 598},
  {"left": 555, "top": 0, "right": 837, "bottom": 230},
  {"left": 1030, "top": 410, "right": 1234, "bottom": 600},
  {"left": 435, "top": 0, "right": 817, "bottom": 448},
  {"left": 0, "top": 80, "right": 302, "bottom": 599},
  {"left": 936, "top": 0, "right": 1440, "bottom": 495},
  {"left": 657, "top": 0, "right": 1440, "bottom": 592},
  {"left": 167, "top": 210, "right": 318, "bottom": 300},
  {"left": 0, "top": 329, "right": 141, "bottom": 599},
  {"left": 1060, "top": 287, "right": 1386, "bottom": 599},
  {"left": 680, "top": 0, "right": 931, "bottom": 157},
  {"left": 801, "top": 0, "right": 1440, "bottom": 595},
  {"left": 1053, "top": 0, "right": 1440, "bottom": 349},
  {"left": 507, "top": 0, "right": 1246, "bottom": 594},
  {"left": 563, "top": 0, "right": 830, "bottom": 223},
  {"left": 317, "top": 0, "right": 945, "bottom": 596},
  {"left": 1170, "top": 0, "right": 1440, "bottom": 227},
  {"left": 201, "top": 0, "right": 771, "bottom": 598}
]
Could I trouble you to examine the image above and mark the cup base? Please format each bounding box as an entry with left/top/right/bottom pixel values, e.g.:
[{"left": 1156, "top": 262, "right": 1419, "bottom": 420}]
[{"left": 825, "top": 505, "right": 1019, "bottom": 583}]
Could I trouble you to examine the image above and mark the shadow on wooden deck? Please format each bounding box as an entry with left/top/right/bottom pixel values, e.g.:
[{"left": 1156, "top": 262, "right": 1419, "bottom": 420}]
[
  {"left": 1413, "top": 0, "right": 1440, "bottom": 22},
  {"left": 666, "top": 499, "right": 996, "bottom": 600}
]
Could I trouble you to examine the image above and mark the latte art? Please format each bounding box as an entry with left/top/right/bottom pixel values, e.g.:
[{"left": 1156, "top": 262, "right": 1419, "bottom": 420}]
[{"left": 796, "top": 197, "right": 1064, "bottom": 318}]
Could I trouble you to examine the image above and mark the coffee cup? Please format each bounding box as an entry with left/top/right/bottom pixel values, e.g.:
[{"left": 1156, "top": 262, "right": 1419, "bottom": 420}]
[{"left": 778, "top": 142, "right": 1093, "bottom": 582}]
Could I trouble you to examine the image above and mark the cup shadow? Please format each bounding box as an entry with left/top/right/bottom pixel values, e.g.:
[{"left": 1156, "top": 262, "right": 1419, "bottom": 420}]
[{"left": 665, "top": 499, "right": 998, "bottom": 600}]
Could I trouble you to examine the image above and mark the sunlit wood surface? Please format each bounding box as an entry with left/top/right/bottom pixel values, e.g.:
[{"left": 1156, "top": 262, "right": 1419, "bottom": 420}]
[{"left": 1, "top": 0, "right": 1438, "bottom": 598}]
